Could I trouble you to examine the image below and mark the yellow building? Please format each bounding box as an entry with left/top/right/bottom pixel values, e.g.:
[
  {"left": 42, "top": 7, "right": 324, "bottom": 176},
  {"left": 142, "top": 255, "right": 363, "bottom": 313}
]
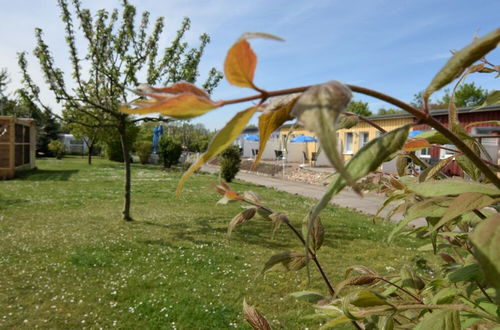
[{"left": 279, "top": 113, "right": 413, "bottom": 163}]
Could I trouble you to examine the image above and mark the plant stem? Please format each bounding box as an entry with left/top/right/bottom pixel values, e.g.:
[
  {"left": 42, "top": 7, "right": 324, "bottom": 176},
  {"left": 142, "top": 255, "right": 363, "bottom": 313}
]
[
  {"left": 242, "top": 199, "right": 336, "bottom": 296},
  {"left": 283, "top": 221, "right": 336, "bottom": 296},
  {"left": 345, "top": 112, "right": 386, "bottom": 133},
  {"left": 219, "top": 83, "right": 500, "bottom": 188},
  {"left": 377, "top": 278, "right": 424, "bottom": 304}
]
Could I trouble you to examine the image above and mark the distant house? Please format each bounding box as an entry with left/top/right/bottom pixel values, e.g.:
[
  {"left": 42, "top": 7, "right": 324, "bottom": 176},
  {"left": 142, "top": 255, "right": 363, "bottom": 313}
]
[
  {"left": 58, "top": 134, "right": 89, "bottom": 155},
  {"left": 0, "top": 116, "right": 36, "bottom": 179},
  {"left": 277, "top": 105, "right": 500, "bottom": 171}
]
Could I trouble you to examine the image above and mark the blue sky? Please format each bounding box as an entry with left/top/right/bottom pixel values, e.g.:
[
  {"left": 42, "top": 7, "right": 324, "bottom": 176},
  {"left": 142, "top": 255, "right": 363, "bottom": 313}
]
[{"left": 1, "top": 0, "right": 499, "bottom": 130}]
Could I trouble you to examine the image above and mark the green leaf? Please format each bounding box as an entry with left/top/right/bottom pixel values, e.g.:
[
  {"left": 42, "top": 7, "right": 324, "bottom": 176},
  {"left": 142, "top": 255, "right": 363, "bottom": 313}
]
[
  {"left": 177, "top": 106, "right": 257, "bottom": 194},
  {"left": 320, "top": 315, "right": 351, "bottom": 329},
  {"left": 431, "top": 288, "right": 460, "bottom": 305},
  {"left": 414, "top": 309, "right": 461, "bottom": 330},
  {"left": 377, "top": 316, "right": 394, "bottom": 330},
  {"left": 475, "top": 90, "right": 500, "bottom": 110},
  {"left": 448, "top": 263, "right": 482, "bottom": 283},
  {"left": 242, "top": 299, "right": 272, "bottom": 330},
  {"left": 290, "top": 291, "right": 326, "bottom": 304},
  {"left": 261, "top": 251, "right": 308, "bottom": 273},
  {"left": 400, "top": 266, "right": 425, "bottom": 292},
  {"left": 396, "top": 154, "right": 409, "bottom": 176},
  {"left": 291, "top": 81, "right": 358, "bottom": 190},
  {"left": 308, "top": 125, "right": 410, "bottom": 242},
  {"left": 456, "top": 154, "right": 482, "bottom": 181},
  {"left": 419, "top": 156, "right": 454, "bottom": 182},
  {"left": 466, "top": 120, "right": 500, "bottom": 129},
  {"left": 432, "top": 192, "right": 495, "bottom": 231},
  {"left": 310, "top": 216, "right": 325, "bottom": 252},
  {"left": 349, "top": 290, "right": 387, "bottom": 307},
  {"left": 470, "top": 213, "right": 500, "bottom": 304},
  {"left": 406, "top": 179, "right": 500, "bottom": 197},
  {"left": 388, "top": 197, "right": 453, "bottom": 241},
  {"left": 337, "top": 114, "right": 359, "bottom": 129},
  {"left": 414, "top": 130, "right": 450, "bottom": 145},
  {"left": 227, "top": 207, "right": 257, "bottom": 238},
  {"left": 424, "top": 28, "right": 500, "bottom": 100}
]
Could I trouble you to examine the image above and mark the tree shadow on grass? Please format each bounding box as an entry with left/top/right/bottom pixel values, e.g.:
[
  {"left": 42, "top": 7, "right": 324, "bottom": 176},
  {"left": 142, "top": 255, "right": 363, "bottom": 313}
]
[
  {"left": 0, "top": 198, "right": 29, "bottom": 210},
  {"left": 16, "top": 169, "right": 79, "bottom": 181}
]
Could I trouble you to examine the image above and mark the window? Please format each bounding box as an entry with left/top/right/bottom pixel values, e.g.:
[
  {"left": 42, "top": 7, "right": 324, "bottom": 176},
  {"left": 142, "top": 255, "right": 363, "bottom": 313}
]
[
  {"left": 440, "top": 144, "right": 456, "bottom": 159},
  {"left": 359, "top": 132, "right": 369, "bottom": 149},
  {"left": 417, "top": 148, "right": 431, "bottom": 159},
  {"left": 344, "top": 132, "right": 353, "bottom": 154}
]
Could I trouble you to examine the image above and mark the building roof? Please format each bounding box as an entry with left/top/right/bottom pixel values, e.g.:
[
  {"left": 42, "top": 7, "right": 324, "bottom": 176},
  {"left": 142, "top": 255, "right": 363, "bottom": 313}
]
[{"left": 366, "top": 104, "right": 500, "bottom": 120}]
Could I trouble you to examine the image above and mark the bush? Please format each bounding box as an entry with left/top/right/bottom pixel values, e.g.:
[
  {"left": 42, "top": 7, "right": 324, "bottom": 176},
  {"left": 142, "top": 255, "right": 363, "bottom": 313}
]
[
  {"left": 220, "top": 145, "right": 241, "bottom": 182},
  {"left": 48, "top": 140, "right": 65, "bottom": 159},
  {"left": 135, "top": 140, "right": 152, "bottom": 164},
  {"left": 182, "top": 161, "right": 192, "bottom": 172},
  {"left": 103, "top": 138, "right": 125, "bottom": 162},
  {"left": 158, "top": 135, "right": 182, "bottom": 168}
]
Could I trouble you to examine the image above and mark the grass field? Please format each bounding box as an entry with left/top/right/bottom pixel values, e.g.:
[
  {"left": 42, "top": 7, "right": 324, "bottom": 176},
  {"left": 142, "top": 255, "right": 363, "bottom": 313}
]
[{"left": 0, "top": 157, "right": 432, "bottom": 329}]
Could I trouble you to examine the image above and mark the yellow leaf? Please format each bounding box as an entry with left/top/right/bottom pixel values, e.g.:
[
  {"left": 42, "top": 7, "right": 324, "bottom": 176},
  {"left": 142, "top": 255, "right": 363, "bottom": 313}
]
[
  {"left": 254, "top": 95, "right": 298, "bottom": 166},
  {"left": 224, "top": 33, "right": 283, "bottom": 89},
  {"left": 121, "top": 82, "right": 220, "bottom": 119},
  {"left": 177, "top": 106, "right": 258, "bottom": 195},
  {"left": 121, "top": 93, "right": 219, "bottom": 119}
]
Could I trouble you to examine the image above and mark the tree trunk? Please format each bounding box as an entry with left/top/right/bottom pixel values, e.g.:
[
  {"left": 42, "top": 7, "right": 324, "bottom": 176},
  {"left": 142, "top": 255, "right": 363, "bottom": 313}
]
[
  {"left": 88, "top": 142, "right": 93, "bottom": 165},
  {"left": 119, "top": 118, "right": 133, "bottom": 221}
]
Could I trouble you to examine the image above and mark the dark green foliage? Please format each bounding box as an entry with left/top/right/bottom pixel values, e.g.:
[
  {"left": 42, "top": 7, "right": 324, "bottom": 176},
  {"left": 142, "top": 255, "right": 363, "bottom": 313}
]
[
  {"left": 48, "top": 140, "right": 65, "bottom": 159},
  {"left": 37, "top": 110, "right": 61, "bottom": 157},
  {"left": 377, "top": 107, "right": 406, "bottom": 115},
  {"left": 158, "top": 135, "right": 182, "bottom": 168},
  {"left": 220, "top": 145, "right": 241, "bottom": 182},
  {"left": 135, "top": 140, "right": 152, "bottom": 164},
  {"left": 167, "top": 122, "right": 213, "bottom": 152},
  {"left": 441, "top": 82, "right": 488, "bottom": 107},
  {"left": 347, "top": 100, "right": 372, "bottom": 116},
  {"left": 102, "top": 123, "right": 139, "bottom": 162}
]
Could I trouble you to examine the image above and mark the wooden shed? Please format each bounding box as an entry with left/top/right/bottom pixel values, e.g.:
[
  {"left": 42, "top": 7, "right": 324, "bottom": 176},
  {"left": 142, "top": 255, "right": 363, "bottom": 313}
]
[{"left": 0, "top": 116, "right": 37, "bottom": 179}]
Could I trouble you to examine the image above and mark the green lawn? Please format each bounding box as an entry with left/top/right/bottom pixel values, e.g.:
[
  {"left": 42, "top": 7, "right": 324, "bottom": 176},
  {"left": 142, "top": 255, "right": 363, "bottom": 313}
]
[{"left": 0, "top": 157, "right": 431, "bottom": 329}]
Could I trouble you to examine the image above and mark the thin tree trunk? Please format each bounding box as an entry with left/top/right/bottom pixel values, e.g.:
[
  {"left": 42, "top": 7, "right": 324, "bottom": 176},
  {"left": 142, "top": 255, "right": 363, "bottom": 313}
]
[
  {"left": 119, "top": 118, "right": 133, "bottom": 221},
  {"left": 88, "top": 142, "right": 93, "bottom": 165}
]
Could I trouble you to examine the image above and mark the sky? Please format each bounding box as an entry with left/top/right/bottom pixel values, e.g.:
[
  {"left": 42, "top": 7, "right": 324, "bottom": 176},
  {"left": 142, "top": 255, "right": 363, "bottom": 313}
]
[{"left": 1, "top": 0, "right": 499, "bottom": 130}]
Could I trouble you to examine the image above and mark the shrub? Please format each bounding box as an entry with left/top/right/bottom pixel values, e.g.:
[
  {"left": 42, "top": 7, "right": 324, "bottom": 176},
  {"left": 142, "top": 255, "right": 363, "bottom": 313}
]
[
  {"left": 182, "top": 161, "right": 192, "bottom": 172},
  {"left": 135, "top": 140, "right": 152, "bottom": 165},
  {"left": 220, "top": 145, "right": 241, "bottom": 182},
  {"left": 158, "top": 135, "right": 182, "bottom": 168},
  {"left": 48, "top": 140, "right": 65, "bottom": 159}
]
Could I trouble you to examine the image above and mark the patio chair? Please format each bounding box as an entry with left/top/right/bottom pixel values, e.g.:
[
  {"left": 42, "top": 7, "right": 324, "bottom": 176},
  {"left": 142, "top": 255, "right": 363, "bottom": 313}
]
[{"left": 311, "top": 152, "right": 318, "bottom": 167}]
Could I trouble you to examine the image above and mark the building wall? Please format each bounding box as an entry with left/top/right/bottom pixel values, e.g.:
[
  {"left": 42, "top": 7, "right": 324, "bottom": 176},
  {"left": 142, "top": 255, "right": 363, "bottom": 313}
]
[
  {"left": 0, "top": 116, "right": 36, "bottom": 179},
  {"left": 279, "top": 117, "right": 413, "bottom": 163},
  {"left": 336, "top": 117, "right": 413, "bottom": 161}
]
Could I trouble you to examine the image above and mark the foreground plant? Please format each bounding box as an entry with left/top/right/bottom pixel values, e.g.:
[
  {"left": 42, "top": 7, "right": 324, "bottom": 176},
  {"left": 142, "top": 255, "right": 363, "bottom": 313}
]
[{"left": 122, "top": 28, "right": 500, "bottom": 328}]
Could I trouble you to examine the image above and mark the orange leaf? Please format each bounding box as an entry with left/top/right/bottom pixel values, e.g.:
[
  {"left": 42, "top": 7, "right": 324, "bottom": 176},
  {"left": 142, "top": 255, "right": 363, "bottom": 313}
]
[
  {"left": 224, "top": 33, "right": 283, "bottom": 89},
  {"left": 121, "top": 93, "right": 219, "bottom": 119},
  {"left": 225, "top": 191, "right": 242, "bottom": 201},
  {"left": 224, "top": 40, "right": 257, "bottom": 89},
  {"left": 403, "top": 139, "right": 431, "bottom": 152},
  {"left": 150, "top": 82, "right": 210, "bottom": 98}
]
